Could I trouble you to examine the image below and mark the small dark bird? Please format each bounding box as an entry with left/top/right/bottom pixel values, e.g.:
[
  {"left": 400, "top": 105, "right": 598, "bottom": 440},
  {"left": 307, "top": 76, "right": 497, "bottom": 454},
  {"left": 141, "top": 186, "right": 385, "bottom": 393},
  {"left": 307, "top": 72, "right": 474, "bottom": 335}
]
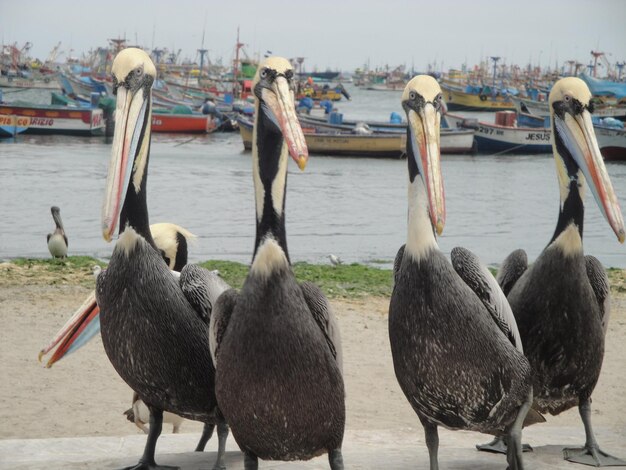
[{"left": 47, "top": 206, "right": 68, "bottom": 258}]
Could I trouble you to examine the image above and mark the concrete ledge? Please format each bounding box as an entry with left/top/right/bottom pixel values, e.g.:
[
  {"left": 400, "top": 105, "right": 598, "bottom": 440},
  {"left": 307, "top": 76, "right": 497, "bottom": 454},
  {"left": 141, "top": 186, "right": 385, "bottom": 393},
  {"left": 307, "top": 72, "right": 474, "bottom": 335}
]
[{"left": 1, "top": 426, "right": 624, "bottom": 469}]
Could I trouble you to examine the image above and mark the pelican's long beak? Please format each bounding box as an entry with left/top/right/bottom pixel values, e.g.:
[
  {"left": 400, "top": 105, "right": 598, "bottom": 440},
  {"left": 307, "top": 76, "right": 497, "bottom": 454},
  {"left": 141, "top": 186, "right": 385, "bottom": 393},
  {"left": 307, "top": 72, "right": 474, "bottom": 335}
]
[
  {"left": 38, "top": 292, "right": 100, "bottom": 368},
  {"left": 101, "top": 85, "right": 150, "bottom": 241},
  {"left": 555, "top": 109, "right": 625, "bottom": 242},
  {"left": 408, "top": 103, "right": 446, "bottom": 234},
  {"left": 261, "top": 76, "right": 308, "bottom": 170}
]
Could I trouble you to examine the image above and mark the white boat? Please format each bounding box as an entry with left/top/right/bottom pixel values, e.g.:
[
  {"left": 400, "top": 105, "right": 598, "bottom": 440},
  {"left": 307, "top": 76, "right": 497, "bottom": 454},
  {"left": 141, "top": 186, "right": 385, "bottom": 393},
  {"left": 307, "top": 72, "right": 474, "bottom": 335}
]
[
  {"left": 510, "top": 94, "right": 626, "bottom": 119},
  {"left": 444, "top": 112, "right": 551, "bottom": 154},
  {"left": 594, "top": 124, "right": 626, "bottom": 161}
]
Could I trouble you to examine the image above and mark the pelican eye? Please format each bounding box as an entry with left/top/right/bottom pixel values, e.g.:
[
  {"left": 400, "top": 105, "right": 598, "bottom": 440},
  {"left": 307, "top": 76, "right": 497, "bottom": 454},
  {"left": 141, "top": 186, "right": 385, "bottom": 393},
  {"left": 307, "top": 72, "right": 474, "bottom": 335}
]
[
  {"left": 134, "top": 67, "right": 143, "bottom": 78},
  {"left": 284, "top": 70, "right": 293, "bottom": 80},
  {"left": 260, "top": 68, "right": 268, "bottom": 79},
  {"left": 563, "top": 94, "right": 571, "bottom": 102},
  {"left": 409, "top": 91, "right": 417, "bottom": 101}
]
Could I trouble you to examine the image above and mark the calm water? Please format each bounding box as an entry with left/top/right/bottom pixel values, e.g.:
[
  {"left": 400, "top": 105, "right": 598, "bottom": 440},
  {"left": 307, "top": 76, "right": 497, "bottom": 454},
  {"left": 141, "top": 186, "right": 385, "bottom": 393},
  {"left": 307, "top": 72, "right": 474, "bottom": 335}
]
[{"left": 1, "top": 86, "right": 625, "bottom": 268}]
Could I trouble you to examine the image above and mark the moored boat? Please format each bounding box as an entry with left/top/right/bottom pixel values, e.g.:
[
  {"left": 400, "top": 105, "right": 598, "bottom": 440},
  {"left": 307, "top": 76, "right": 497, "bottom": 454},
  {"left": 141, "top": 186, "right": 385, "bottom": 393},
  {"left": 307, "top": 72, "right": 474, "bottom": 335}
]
[
  {"left": 446, "top": 110, "right": 625, "bottom": 159},
  {"left": 444, "top": 111, "right": 551, "bottom": 154},
  {"left": 0, "top": 74, "right": 60, "bottom": 90},
  {"left": 151, "top": 108, "right": 216, "bottom": 133},
  {"left": 238, "top": 116, "right": 474, "bottom": 157},
  {"left": 510, "top": 93, "right": 626, "bottom": 119},
  {"left": 0, "top": 102, "right": 105, "bottom": 136},
  {"left": 0, "top": 114, "right": 28, "bottom": 138},
  {"left": 594, "top": 123, "right": 626, "bottom": 161},
  {"left": 441, "top": 82, "right": 515, "bottom": 111}
]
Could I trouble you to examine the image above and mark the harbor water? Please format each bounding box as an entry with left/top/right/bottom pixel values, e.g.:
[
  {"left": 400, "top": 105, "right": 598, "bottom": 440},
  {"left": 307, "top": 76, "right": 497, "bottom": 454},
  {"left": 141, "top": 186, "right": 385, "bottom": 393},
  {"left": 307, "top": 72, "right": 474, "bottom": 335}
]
[{"left": 1, "top": 86, "right": 625, "bottom": 268}]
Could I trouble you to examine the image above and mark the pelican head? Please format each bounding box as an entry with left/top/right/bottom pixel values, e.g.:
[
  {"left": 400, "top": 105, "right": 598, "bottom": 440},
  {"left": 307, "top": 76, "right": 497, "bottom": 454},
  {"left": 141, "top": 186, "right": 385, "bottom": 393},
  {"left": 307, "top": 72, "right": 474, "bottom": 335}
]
[
  {"left": 101, "top": 48, "right": 156, "bottom": 242},
  {"left": 253, "top": 56, "right": 308, "bottom": 171},
  {"left": 402, "top": 75, "right": 446, "bottom": 235},
  {"left": 549, "top": 77, "right": 624, "bottom": 243}
]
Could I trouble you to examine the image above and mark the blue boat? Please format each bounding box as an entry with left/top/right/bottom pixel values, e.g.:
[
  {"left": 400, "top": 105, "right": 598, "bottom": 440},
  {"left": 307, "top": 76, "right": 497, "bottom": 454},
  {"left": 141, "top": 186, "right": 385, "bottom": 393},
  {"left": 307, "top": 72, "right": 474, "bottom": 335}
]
[{"left": 444, "top": 111, "right": 551, "bottom": 154}]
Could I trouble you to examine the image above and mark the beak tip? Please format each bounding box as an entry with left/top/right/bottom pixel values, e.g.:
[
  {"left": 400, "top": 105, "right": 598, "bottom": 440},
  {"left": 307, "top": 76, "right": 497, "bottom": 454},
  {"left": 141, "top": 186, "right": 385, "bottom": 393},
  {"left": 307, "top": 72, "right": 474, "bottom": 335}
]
[
  {"left": 436, "top": 221, "right": 445, "bottom": 236},
  {"left": 297, "top": 155, "right": 308, "bottom": 171},
  {"left": 38, "top": 351, "right": 44, "bottom": 363},
  {"left": 618, "top": 231, "right": 625, "bottom": 244}
]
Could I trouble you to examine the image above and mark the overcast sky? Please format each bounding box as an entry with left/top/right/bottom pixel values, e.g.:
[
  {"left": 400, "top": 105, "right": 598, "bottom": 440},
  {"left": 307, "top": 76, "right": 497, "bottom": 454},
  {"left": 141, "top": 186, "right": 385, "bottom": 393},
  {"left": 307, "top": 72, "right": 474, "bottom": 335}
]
[{"left": 2, "top": 0, "right": 625, "bottom": 73}]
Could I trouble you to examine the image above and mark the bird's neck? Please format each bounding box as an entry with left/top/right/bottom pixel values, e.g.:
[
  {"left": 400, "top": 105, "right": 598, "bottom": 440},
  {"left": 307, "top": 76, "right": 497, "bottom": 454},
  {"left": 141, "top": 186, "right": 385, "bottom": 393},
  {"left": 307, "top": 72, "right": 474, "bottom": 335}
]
[
  {"left": 52, "top": 211, "right": 64, "bottom": 230},
  {"left": 549, "top": 178, "right": 584, "bottom": 255},
  {"left": 250, "top": 113, "right": 290, "bottom": 274},
  {"left": 119, "top": 104, "right": 156, "bottom": 249},
  {"left": 405, "top": 172, "right": 438, "bottom": 262}
]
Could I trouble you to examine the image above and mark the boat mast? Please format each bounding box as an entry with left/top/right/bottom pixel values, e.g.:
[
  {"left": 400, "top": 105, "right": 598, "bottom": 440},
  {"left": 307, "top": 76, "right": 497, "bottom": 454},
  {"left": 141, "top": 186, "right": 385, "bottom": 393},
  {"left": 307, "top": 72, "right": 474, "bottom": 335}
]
[{"left": 233, "top": 27, "right": 244, "bottom": 98}]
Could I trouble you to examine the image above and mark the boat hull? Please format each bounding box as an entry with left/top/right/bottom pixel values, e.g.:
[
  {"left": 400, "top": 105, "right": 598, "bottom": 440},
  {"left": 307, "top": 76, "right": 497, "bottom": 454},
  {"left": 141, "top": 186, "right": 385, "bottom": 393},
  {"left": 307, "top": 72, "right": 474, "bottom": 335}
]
[
  {"left": 0, "top": 104, "right": 104, "bottom": 136},
  {"left": 445, "top": 113, "right": 551, "bottom": 154},
  {"left": 151, "top": 113, "right": 215, "bottom": 133},
  {"left": 595, "top": 125, "right": 626, "bottom": 161},
  {"left": 0, "top": 75, "right": 59, "bottom": 90},
  {"left": 239, "top": 118, "right": 474, "bottom": 157},
  {"left": 0, "top": 115, "right": 28, "bottom": 138},
  {"left": 511, "top": 95, "right": 626, "bottom": 119},
  {"left": 442, "top": 84, "right": 515, "bottom": 112}
]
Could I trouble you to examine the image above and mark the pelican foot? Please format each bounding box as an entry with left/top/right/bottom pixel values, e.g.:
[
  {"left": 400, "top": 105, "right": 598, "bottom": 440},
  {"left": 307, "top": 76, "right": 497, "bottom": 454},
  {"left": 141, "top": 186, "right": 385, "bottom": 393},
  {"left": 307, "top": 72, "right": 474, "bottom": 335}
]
[
  {"left": 563, "top": 445, "right": 626, "bottom": 467},
  {"left": 120, "top": 463, "right": 180, "bottom": 470},
  {"left": 476, "top": 437, "right": 533, "bottom": 454}
]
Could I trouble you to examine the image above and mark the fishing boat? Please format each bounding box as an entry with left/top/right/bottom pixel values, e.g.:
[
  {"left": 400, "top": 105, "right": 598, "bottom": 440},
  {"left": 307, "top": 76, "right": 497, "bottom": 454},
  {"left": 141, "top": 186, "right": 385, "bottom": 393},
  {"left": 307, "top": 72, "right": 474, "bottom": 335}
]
[
  {"left": 0, "top": 74, "right": 59, "bottom": 90},
  {"left": 510, "top": 93, "right": 626, "bottom": 119},
  {"left": 237, "top": 116, "right": 474, "bottom": 157},
  {"left": 444, "top": 111, "right": 551, "bottom": 154},
  {"left": 297, "top": 83, "right": 350, "bottom": 101},
  {"left": 594, "top": 123, "right": 626, "bottom": 161},
  {"left": 299, "top": 114, "right": 406, "bottom": 133},
  {"left": 441, "top": 82, "right": 515, "bottom": 111},
  {"left": 0, "top": 102, "right": 105, "bottom": 136},
  {"left": 0, "top": 114, "right": 28, "bottom": 138},
  {"left": 151, "top": 107, "right": 216, "bottom": 133}
]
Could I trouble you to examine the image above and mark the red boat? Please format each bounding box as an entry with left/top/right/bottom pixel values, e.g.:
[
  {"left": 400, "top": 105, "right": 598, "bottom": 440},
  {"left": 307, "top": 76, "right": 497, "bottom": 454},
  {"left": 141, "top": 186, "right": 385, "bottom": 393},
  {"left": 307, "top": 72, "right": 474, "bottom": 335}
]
[{"left": 151, "top": 110, "right": 216, "bottom": 133}]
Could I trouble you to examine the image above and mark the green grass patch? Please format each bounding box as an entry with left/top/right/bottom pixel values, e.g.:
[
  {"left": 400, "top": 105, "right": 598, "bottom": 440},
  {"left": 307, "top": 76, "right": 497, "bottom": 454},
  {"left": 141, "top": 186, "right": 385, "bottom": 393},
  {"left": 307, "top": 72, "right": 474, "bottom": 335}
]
[
  {"left": 4, "top": 258, "right": 625, "bottom": 299},
  {"left": 293, "top": 262, "right": 393, "bottom": 298},
  {"left": 198, "top": 260, "right": 250, "bottom": 289},
  {"left": 11, "top": 256, "right": 105, "bottom": 270},
  {"left": 199, "top": 260, "right": 393, "bottom": 298}
]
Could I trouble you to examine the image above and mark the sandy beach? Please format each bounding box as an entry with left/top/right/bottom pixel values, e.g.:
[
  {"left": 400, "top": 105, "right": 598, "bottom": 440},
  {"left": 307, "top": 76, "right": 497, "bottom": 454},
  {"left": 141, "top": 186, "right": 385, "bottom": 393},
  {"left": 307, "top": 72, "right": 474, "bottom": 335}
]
[{"left": 1, "top": 262, "right": 625, "bottom": 468}]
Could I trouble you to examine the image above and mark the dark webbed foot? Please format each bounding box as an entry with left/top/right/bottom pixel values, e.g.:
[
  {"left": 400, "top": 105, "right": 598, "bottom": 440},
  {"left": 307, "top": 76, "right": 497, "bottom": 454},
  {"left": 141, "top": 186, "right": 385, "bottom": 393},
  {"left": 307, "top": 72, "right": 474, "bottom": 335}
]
[
  {"left": 563, "top": 445, "right": 626, "bottom": 467},
  {"left": 476, "top": 436, "right": 533, "bottom": 454},
  {"left": 120, "top": 462, "right": 179, "bottom": 470}
]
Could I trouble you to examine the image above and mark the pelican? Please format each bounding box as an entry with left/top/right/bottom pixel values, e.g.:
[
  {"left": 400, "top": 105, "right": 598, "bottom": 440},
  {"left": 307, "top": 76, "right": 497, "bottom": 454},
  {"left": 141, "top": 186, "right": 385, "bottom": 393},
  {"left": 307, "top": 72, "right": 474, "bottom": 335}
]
[
  {"left": 88, "top": 48, "right": 230, "bottom": 469},
  {"left": 482, "top": 77, "right": 625, "bottom": 466},
  {"left": 209, "top": 57, "right": 345, "bottom": 470},
  {"left": 388, "top": 76, "right": 541, "bottom": 470},
  {"left": 47, "top": 206, "right": 68, "bottom": 258},
  {"left": 39, "top": 223, "right": 197, "bottom": 368}
]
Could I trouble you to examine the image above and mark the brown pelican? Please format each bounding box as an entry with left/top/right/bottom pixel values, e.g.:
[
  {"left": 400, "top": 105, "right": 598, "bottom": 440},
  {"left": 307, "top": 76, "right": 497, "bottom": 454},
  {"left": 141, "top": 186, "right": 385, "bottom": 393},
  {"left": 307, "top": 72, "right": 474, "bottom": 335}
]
[
  {"left": 209, "top": 57, "right": 345, "bottom": 470},
  {"left": 91, "top": 48, "right": 230, "bottom": 469},
  {"left": 388, "top": 76, "right": 541, "bottom": 470},
  {"left": 39, "top": 223, "right": 197, "bottom": 368},
  {"left": 482, "top": 77, "right": 625, "bottom": 467},
  {"left": 47, "top": 206, "right": 68, "bottom": 258}
]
